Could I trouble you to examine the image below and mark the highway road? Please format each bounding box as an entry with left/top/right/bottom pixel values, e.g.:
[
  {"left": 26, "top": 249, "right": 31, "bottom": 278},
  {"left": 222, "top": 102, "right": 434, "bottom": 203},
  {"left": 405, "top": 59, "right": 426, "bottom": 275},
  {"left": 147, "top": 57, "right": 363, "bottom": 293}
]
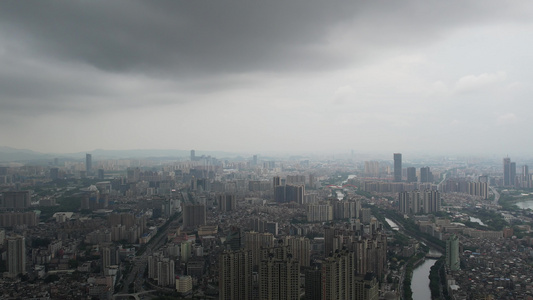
[{"left": 117, "top": 212, "right": 182, "bottom": 295}]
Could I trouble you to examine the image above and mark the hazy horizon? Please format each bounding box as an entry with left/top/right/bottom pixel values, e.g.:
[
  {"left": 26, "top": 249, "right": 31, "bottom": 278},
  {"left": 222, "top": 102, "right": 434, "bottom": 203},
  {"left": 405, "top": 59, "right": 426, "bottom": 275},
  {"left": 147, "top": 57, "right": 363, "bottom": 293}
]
[{"left": 2, "top": 1, "right": 533, "bottom": 156}]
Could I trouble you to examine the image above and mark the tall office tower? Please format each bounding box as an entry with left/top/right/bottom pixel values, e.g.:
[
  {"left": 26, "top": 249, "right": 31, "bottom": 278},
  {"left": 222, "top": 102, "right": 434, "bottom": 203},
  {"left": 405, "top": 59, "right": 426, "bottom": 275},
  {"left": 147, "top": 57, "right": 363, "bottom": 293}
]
[
  {"left": 321, "top": 249, "right": 356, "bottom": 300},
  {"left": 446, "top": 234, "right": 460, "bottom": 271},
  {"left": 274, "top": 185, "right": 286, "bottom": 203},
  {"left": 183, "top": 204, "right": 206, "bottom": 228},
  {"left": 219, "top": 250, "right": 253, "bottom": 300},
  {"left": 190, "top": 149, "right": 196, "bottom": 161},
  {"left": 420, "top": 166, "right": 433, "bottom": 183},
  {"left": 503, "top": 157, "right": 511, "bottom": 186},
  {"left": 273, "top": 176, "right": 281, "bottom": 188},
  {"left": 406, "top": 167, "right": 417, "bottom": 183},
  {"left": 522, "top": 165, "right": 529, "bottom": 181},
  {"left": 6, "top": 235, "right": 26, "bottom": 277},
  {"left": 304, "top": 267, "right": 322, "bottom": 300},
  {"left": 510, "top": 162, "right": 517, "bottom": 186},
  {"left": 393, "top": 153, "right": 402, "bottom": 182},
  {"left": 86, "top": 153, "right": 92, "bottom": 175},
  {"left": 354, "top": 272, "right": 379, "bottom": 300},
  {"left": 284, "top": 236, "right": 311, "bottom": 267},
  {"left": 1, "top": 191, "right": 31, "bottom": 209},
  {"left": 252, "top": 155, "right": 258, "bottom": 166},
  {"left": 218, "top": 193, "right": 237, "bottom": 212},
  {"left": 244, "top": 231, "right": 275, "bottom": 268},
  {"left": 97, "top": 169, "right": 104, "bottom": 180},
  {"left": 259, "top": 246, "right": 300, "bottom": 300}
]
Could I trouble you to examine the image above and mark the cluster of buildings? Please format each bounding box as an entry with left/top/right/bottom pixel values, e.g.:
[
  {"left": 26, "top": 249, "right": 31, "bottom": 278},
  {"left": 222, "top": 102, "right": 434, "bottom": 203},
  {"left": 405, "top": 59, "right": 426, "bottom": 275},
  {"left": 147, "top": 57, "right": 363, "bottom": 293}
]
[{"left": 0, "top": 150, "right": 531, "bottom": 299}]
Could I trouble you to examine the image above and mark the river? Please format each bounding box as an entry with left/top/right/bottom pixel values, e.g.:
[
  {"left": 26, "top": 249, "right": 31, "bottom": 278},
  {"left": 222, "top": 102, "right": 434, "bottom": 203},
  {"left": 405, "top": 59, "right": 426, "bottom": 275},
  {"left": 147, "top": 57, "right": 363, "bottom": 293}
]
[
  {"left": 469, "top": 216, "right": 486, "bottom": 226},
  {"left": 515, "top": 199, "right": 533, "bottom": 209},
  {"left": 385, "top": 218, "right": 399, "bottom": 231},
  {"left": 412, "top": 249, "right": 442, "bottom": 300}
]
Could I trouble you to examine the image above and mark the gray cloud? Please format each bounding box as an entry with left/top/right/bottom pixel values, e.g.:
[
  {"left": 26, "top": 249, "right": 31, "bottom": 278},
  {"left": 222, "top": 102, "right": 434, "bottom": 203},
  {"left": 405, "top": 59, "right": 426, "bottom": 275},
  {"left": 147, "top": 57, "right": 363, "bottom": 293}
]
[
  {"left": 2, "top": 1, "right": 530, "bottom": 76},
  {"left": 2, "top": 1, "right": 533, "bottom": 154}
]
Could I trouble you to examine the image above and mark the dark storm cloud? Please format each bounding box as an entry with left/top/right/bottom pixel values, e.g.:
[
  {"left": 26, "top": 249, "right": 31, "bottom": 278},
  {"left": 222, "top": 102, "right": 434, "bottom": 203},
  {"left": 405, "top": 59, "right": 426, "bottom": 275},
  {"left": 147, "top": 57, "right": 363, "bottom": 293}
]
[
  {"left": 2, "top": 0, "right": 529, "bottom": 77},
  {"left": 0, "top": 0, "right": 532, "bottom": 117}
]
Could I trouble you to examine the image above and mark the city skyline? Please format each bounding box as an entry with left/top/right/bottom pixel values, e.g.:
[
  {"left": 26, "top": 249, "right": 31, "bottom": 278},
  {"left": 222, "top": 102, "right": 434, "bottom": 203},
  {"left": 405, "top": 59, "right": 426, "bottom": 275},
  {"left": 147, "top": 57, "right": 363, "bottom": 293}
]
[{"left": 2, "top": 2, "right": 533, "bottom": 156}]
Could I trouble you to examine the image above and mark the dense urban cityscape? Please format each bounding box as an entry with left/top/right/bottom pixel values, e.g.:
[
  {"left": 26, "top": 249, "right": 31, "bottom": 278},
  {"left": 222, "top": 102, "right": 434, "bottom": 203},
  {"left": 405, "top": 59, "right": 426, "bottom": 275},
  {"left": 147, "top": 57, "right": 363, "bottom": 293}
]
[
  {"left": 0, "top": 150, "right": 531, "bottom": 299},
  {"left": 3, "top": 2, "right": 533, "bottom": 300}
]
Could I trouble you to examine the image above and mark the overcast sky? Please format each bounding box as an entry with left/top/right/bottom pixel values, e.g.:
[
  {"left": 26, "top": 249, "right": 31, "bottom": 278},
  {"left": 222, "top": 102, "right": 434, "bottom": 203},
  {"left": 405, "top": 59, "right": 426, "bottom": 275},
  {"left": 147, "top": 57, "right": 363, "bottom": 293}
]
[{"left": 1, "top": 1, "right": 533, "bottom": 156}]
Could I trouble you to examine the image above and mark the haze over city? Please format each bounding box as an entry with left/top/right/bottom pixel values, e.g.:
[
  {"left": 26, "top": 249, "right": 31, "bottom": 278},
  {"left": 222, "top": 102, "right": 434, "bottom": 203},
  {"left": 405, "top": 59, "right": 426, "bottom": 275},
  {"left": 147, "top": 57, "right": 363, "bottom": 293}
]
[
  {"left": 1, "top": 1, "right": 533, "bottom": 156},
  {"left": 3, "top": 3, "right": 533, "bottom": 299}
]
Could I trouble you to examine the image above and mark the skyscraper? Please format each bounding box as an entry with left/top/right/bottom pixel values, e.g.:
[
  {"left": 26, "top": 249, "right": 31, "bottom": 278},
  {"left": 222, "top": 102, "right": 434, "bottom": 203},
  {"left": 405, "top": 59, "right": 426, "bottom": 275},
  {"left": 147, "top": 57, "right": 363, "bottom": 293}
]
[
  {"left": 219, "top": 250, "right": 253, "bottom": 300},
  {"left": 393, "top": 153, "right": 402, "bottom": 182},
  {"left": 259, "top": 245, "right": 300, "bottom": 300},
  {"left": 321, "top": 249, "right": 356, "bottom": 300},
  {"left": 183, "top": 204, "right": 206, "bottom": 228},
  {"left": 406, "top": 167, "right": 417, "bottom": 183},
  {"left": 86, "top": 153, "right": 92, "bottom": 175},
  {"left": 420, "top": 166, "right": 433, "bottom": 183},
  {"left": 6, "top": 235, "right": 26, "bottom": 277},
  {"left": 446, "top": 234, "right": 460, "bottom": 271},
  {"left": 244, "top": 231, "right": 274, "bottom": 268},
  {"left": 503, "top": 157, "right": 511, "bottom": 186},
  {"left": 510, "top": 162, "right": 516, "bottom": 186}
]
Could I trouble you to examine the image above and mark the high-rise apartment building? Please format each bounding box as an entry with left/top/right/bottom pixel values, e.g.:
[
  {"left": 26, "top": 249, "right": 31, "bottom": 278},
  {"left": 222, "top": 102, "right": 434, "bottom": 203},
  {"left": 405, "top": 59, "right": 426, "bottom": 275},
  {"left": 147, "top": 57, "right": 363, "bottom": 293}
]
[
  {"left": 244, "top": 231, "right": 275, "bottom": 268},
  {"left": 307, "top": 204, "right": 333, "bottom": 222},
  {"left": 190, "top": 149, "right": 196, "bottom": 161},
  {"left": 218, "top": 193, "right": 237, "bottom": 212},
  {"left": 284, "top": 236, "right": 311, "bottom": 267},
  {"left": 364, "top": 161, "right": 380, "bottom": 177},
  {"left": 393, "top": 153, "right": 402, "bottom": 182},
  {"left": 259, "top": 245, "right": 300, "bottom": 300},
  {"left": 0, "top": 191, "right": 31, "bottom": 209},
  {"left": 304, "top": 267, "right": 322, "bottom": 300},
  {"left": 321, "top": 249, "right": 356, "bottom": 300},
  {"left": 333, "top": 199, "right": 360, "bottom": 220},
  {"left": 86, "top": 153, "right": 92, "bottom": 175},
  {"left": 7, "top": 235, "right": 26, "bottom": 277},
  {"left": 219, "top": 250, "right": 253, "bottom": 300},
  {"left": 183, "top": 204, "right": 206, "bottom": 228},
  {"left": 398, "top": 190, "right": 440, "bottom": 214},
  {"left": 354, "top": 272, "right": 379, "bottom": 300},
  {"left": 446, "top": 234, "right": 460, "bottom": 271}
]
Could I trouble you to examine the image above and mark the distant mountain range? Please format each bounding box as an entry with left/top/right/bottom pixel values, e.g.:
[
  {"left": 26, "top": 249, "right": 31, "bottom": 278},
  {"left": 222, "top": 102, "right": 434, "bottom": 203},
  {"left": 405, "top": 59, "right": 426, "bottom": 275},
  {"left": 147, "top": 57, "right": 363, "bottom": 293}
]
[{"left": 0, "top": 146, "right": 247, "bottom": 164}]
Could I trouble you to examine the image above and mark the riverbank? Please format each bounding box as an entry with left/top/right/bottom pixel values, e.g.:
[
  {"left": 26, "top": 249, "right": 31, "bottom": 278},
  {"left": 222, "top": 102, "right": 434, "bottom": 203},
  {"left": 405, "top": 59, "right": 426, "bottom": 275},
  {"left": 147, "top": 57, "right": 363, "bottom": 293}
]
[{"left": 402, "top": 249, "right": 428, "bottom": 300}]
